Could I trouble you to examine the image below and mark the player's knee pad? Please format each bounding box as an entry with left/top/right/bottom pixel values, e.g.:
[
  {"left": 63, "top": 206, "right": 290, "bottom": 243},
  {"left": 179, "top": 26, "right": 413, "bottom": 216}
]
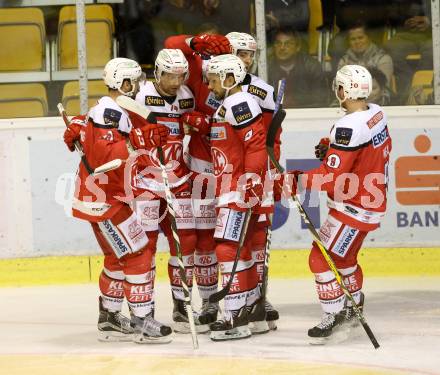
[
  {"left": 195, "top": 229, "right": 216, "bottom": 253},
  {"left": 166, "top": 228, "right": 196, "bottom": 257},
  {"left": 309, "top": 242, "right": 331, "bottom": 274},
  {"left": 122, "top": 248, "right": 154, "bottom": 277},
  {"left": 251, "top": 217, "right": 268, "bottom": 250},
  {"left": 215, "top": 240, "right": 250, "bottom": 264}
]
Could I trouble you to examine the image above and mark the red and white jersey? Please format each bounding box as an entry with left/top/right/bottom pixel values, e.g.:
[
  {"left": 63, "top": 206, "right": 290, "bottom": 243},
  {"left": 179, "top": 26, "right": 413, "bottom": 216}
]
[
  {"left": 134, "top": 81, "right": 194, "bottom": 191},
  {"left": 242, "top": 73, "right": 276, "bottom": 118},
  {"left": 72, "top": 96, "right": 133, "bottom": 222},
  {"left": 242, "top": 73, "right": 282, "bottom": 165},
  {"left": 165, "top": 35, "right": 221, "bottom": 173},
  {"left": 210, "top": 91, "right": 268, "bottom": 212},
  {"left": 301, "top": 103, "right": 392, "bottom": 231}
]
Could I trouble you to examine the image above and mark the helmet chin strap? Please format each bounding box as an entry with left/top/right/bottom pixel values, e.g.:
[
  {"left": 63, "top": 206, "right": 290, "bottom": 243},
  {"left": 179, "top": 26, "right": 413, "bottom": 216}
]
[{"left": 336, "top": 89, "right": 348, "bottom": 112}]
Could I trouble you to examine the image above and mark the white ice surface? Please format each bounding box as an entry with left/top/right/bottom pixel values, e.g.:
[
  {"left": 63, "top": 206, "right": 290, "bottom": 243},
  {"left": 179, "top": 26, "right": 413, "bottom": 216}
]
[{"left": 1, "top": 277, "right": 439, "bottom": 374}]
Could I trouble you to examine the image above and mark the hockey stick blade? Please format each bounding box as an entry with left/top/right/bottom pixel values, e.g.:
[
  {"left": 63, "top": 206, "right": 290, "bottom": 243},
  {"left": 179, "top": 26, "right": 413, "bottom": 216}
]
[
  {"left": 208, "top": 208, "right": 252, "bottom": 304},
  {"left": 93, "top": 159, "right": 123, "bottom": 175},
  {"left": 116, "top": 95, "right": 151, "bottom": 119}
]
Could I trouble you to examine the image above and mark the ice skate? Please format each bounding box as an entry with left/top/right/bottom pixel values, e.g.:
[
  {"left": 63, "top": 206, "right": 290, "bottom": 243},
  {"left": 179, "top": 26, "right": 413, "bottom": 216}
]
[
  {"left": 308, "top": 312, "right": 348, "bottom": 345},
  {"left": 337, "top": 292, "right": 365, "bottom": 328},
  {"left": 248, "top": 299, "right": 269, "bottom": 334},
  {"left": 131, "top": 313, "right": 173, "bottom": 344},
  {"left": 265, "top": 299, "right": 279, "bottom": 331},
  {"left": 172, "top": 298, "right": 210, "bottom": 334},
  {"left": 97, "top": 297, "right": 133, "bottom": 342},
  {"left": 199, "top": 298, "right": 219, "bottom": 325},
  {"left": 210, "top": 306, "right": 251, "bottom": 341}
]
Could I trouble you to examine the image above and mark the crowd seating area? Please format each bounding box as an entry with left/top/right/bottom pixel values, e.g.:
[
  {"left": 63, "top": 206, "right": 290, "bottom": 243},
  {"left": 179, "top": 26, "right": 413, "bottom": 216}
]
[{"left": 0, "top": 1, "right": 435, "bottom": 118}]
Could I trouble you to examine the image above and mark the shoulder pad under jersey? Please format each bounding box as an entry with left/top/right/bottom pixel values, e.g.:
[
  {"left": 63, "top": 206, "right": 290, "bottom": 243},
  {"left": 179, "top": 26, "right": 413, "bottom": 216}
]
[
  {"left": 246, "top": 74, "right": 276, "bottom": 112},
  {"left": 223, "top": 91, "right": 262, "bottom": 127},
  {"left": 330, "top": 103, "right": 387, "bottom": 150},
  {"left": 88, "top": 96, "right": 132, "bottom": 134}
]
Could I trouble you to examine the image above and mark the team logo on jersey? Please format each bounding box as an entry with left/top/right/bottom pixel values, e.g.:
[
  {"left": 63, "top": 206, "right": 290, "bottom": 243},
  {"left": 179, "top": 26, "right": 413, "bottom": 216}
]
[
  {"left": 244, "top": 129, "right": 253, "bottom": 142},
  {"left": 248, "top": 85, "right": 267, "bottom": 100},
  {"left": 211, "top": 147, "right": 228, "bottom": 176},
  {"left": 210, "top": 126, "right": 226, "bottom": 140},
  {"left": 103, "top": 108, "right": 122, "bottom": 127},
  {"left": 335, "top": 127, "right": 353, "bottom": 146},
  {"left": 178, "top": 98, "right": 194, "bottom": 110},
  {"left": 145, "top": 96, "right": 165, "bottom": 106},
  {"left": 231, "top": 102, "right": 252, "bottom": 124},
  {"left": 149, "top": 141, "right": 183, "bottom": 170},
  {"left": 217, "top": 106, "right": 226, "bottom": 119}
]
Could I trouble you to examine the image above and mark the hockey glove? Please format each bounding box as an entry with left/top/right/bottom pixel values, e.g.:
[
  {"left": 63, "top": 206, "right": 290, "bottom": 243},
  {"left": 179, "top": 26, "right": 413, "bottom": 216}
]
[
  {"left": 182, "top": 111, "right": 211, "bottom": 135},
  {"left": 190, "top": 34, "right": 231, "bottom": 56},
  {"left": 129, "top": 124, "right": 169, "bottom": 150},
  {"left": 314, "top": 137, "right": 330, "bottom": 161},
  {"left": 63, "top": 116, "right": 86, "bottom": 152}
]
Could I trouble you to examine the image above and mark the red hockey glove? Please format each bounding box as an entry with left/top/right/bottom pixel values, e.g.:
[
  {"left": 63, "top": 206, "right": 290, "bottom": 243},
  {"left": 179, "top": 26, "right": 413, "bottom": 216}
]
[
  {"left": 314, "top": 137, "right": 330, "bottom": 161},
  {"left": 142, "top": 123, "right": 169, "bottom": 148},
  {"left": 190, "top": 34, "right": 231, "bottom": 56},
  {"left": 63, "top": 116, "right": 86, "bottom": 152},
  {"left": 182, "top": 111, "right": 211, "bottom": 135},
  {"left": 129, "top": 124, "right": 169, "bottom": 149}
]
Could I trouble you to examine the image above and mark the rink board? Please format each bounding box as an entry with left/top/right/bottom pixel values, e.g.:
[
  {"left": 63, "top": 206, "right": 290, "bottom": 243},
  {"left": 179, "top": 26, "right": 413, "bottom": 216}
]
[
  {"left": 0, "top": 106, "right": 439, "bottom": 259},
  {"left": 1, "top": 247, "right": 439, "bottom": 287}
]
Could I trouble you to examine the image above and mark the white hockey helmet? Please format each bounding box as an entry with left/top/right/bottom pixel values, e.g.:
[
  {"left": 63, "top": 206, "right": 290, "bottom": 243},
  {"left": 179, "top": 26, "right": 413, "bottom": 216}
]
[
  {"left": 207, "top": 54, "right": 247, "bottom": 90},
  {"left": 333, "top": 65, "right": 372, "bottom": 103},
  {"left": 154, "top": 49, "right": 189, "bottom": 83},
  {"left": 226, "top": 32, "right": 257, "bottom": 55},
  {"left": 103, "top": 57, "right": 142, "bottom": 96}
]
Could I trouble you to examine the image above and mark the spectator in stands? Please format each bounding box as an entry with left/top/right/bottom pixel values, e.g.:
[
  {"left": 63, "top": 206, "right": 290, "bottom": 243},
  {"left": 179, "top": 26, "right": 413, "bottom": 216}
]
[
  {"left": 318, "top": 0, "right": 387, "bottom": 71},
  {"left": 384, "top": 0, "right": 433, "bottom": 103},
  {"left": 115, "top": 0, "right": 161, "bottom": 66},
  {"left": 368, "top": 68, "right": 393, "bottom": 106},
  {"left": 266, "top": 0, "right": 310, "bottom": 43},
  {"left": 268, "top": 27, "right": 328, "bottom": 108},
  {"left": 338, "top": 23, "right": 394, "bottom": 86}
]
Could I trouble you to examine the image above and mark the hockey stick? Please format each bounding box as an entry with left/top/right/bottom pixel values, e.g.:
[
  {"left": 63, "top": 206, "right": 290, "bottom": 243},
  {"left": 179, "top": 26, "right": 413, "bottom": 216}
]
[
  {"left": 116, "top": 95, "right": 151, "bottom": 119},
  {"left": 265, "top": 112, "right": 380, "bottom": 349},
  {"left": 208, "top": 207, "right": 253, "bottom": 304},
  {"left": 156, "top": 147, "right": 199, "bottom": 350},
  {"left": 58, "top": 103, "right": 94, "bottom": 175},
  {"left": 58, "top": 104, "right": 123, "bottom": 176},
  {"left": 261, "top": 78, "right": 286, "bottom": 302}
]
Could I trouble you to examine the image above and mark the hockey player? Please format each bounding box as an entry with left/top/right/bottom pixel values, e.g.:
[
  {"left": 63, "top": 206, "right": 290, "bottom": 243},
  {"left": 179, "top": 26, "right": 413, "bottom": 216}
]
[
  {"left": 226, "top": 31, "right": 280, "bottom": 330},
  {"left": 164, "top": 33, "right": 231, "bottom": 321},
  {"left": 205, "top": 54, "right": 270, "bottom": 341},
  {"left": 292, "top": 65, "right": 392, "bottom": 343},
  {"left": 63, "top": 57, "right": 172, "bottom": 344},
  {"left": 133, "top": 49, "right": 213, "bottom": 333}
]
